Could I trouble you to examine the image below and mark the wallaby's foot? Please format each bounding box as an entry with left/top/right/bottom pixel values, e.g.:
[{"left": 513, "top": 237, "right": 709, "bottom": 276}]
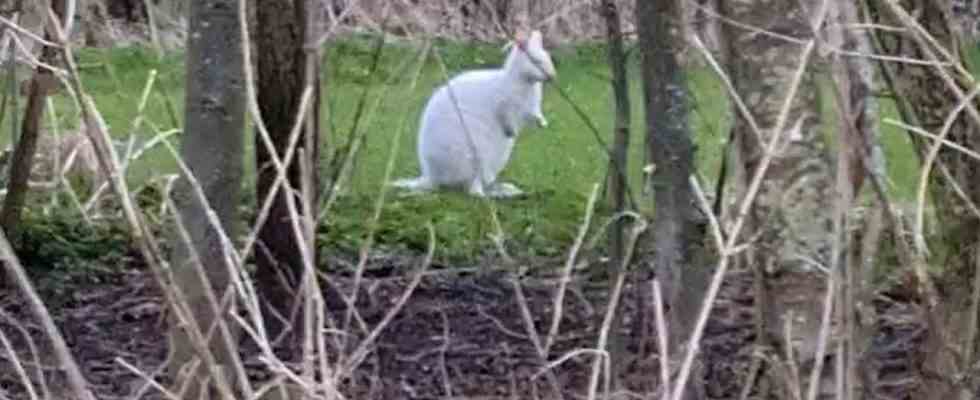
[
  {"left": 467, "top": 179, "right": 487, "bottom": 198},
  {"left": 537, "top": 115, "right": 549, "bottom": 128},
  {"left": 486, "top": 182, "right": 525, "bottom": 198},
  {"left": 392, "top": 177, "right": 434, "bottom": 197},
  {"left": 395, "top": 188, "right": 431, "bottom": 198}
]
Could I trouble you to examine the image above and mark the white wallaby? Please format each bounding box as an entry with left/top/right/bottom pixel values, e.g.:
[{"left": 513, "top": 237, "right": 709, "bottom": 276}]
[{"left": 393, "top": 30, "right": 556, "bottom": 198}]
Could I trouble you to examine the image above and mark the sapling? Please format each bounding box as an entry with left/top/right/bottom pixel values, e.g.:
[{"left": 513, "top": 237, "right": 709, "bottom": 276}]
[{"left": 393, "top": 30, "right": 556, "bottom": 198}]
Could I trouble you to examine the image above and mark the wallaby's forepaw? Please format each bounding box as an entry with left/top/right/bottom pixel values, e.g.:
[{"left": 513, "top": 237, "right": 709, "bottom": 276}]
[{"left": 487, "top": 182, "right": 525, "bottom": 199}]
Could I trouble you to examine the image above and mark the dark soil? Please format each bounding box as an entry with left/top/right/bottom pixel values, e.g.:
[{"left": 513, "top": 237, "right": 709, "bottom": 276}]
[{"left": 0, "top": 250, "right": 923, "bottom": 400}]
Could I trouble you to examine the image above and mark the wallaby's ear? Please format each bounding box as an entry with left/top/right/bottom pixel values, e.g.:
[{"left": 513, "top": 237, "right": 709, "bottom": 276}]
[{"left": 528, "top": 30, "right": 544, "bottom": 49}]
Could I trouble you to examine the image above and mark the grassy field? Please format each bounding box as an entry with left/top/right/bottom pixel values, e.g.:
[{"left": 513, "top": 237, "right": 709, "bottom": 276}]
[{"left": 0, "top": 36, "right": 928, "bottom": 261}]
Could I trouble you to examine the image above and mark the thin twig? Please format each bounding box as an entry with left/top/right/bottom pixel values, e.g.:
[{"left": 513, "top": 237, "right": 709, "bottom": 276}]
[
  {"left": 586, "top": 217, "right": 647, "bottom": 400},
  {"left": 511, "top": 278, "right": 566, "bottom": 400},
  {"left": 545, "top": 183, "right": 600, "bottom": 353},
  {"left": 0, "top": 308, "right": 49, "bottom": 400},
  {"left": 805, "top": 269, "right": 837, "bottom": 400},
  {"left": 0, "top": 325, "right": 39, "bottom": 400},
  {"left": 339, "top": 223, "right": 434, "bottom": 376},
  {"left": 652, "top": 279, "right": 671, "bottom": 399},
  {"left": 115, "top": 357, "right": 182, "bottom": 400},
  {"left": 0, "top": 228, "right": 95, "bottom": 400}
]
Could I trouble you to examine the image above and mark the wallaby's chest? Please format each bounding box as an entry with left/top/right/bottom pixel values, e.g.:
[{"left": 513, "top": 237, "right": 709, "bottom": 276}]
[{"left": 490, "top": 84, "right": 533, "bottom": 113}]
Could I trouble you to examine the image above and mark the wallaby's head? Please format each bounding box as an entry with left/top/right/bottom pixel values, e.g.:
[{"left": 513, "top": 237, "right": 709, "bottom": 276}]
[{"left": 507, "top": 30, "right": 556, "bottom": 83}]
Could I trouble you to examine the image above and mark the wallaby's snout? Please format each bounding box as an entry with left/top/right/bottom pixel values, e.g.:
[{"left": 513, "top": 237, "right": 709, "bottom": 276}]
[{"left": 526, "top": 30, "right": 557, "bottom": 83}]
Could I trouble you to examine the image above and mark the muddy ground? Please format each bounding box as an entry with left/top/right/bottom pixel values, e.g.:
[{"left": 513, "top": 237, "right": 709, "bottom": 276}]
[{"left": 0, "top": 249, "right": 923, "bottom": 400}]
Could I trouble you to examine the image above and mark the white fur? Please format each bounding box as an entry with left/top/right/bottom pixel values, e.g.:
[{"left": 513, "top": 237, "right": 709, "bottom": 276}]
[{"left": 394, "top": 31, "right": 556, "bottom": 198}]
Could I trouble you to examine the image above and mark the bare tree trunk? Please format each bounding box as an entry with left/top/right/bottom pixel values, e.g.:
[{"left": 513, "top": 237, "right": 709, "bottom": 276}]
[
  {"left": 865, "top": 1, "right": 980, "bottom": 397},
  {"left": 691, "top": 0, "right": 722, "bottom": 59},
  {"left": 142, "top": 0, "right": 163, "bottom": 56},
  {"left": 0, "top": 0, "right": 22, "bottom": 15},
  {"left": 0, "top": 0, "right": 64, "bottom": 241},
  {"left": 829, "top": 2, "right": 884, "bottom": 196},
  {"left": 79, "top": 0, "right": 114, "bottom": 47},
  {"left": 602, "top": 0, "right": 630, "bottom": 280},
  {"left": 828, "top": 2, "right": 882, "bottom": 398},
  {"left": 162, "top": 0, "right": 188, "bottom": 23},
  {"left": 720, "top": 0, "right": 835, "bottom": 397},
  {"left": 104, "top": 0, "right": 145, "bottom": 22},
  {"left": 254, "top": 0, "right": 321, "bottom": 352},
  {"left": 637, "top": 0, "right": 706, "bottom": 399},
  {"left": 168, "top": 0, "right": 245, "bottom": 397},
  {"left": 598, "top": 0, "right": 632, "bottom": 390}
]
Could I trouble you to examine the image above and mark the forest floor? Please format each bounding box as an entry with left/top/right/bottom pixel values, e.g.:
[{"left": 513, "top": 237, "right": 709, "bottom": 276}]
[{"left": 0, "top": 247, "right": 924, "bottom": 400}]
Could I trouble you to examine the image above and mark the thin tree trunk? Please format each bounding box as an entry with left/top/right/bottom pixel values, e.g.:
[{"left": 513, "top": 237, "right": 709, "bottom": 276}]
[
  {"left": 0, "top": 0, "right": 22, "bottom": 15},
  {"left": 254, "top": 0, "right": 321, "bottom": 352},
  {"left": 638, "top": 0, "right": 706, "bottom": 399},
  {"left": 865, "top": 1, "right": 980, "bottom": 397},
  {"left": 720, "top": 0, "right": 835, "bottom": 397},
  {"left": 599, "top": 0, "right": 631, "bottom": 389},
  {"left": 142, "top": 0, "right": 163, "bottom": 57},
  {"left": 168, "top": 0, "right": 246, "bottom": 396},
  {"left": 163, "top": 0, "right": 187, "bottom": 23},
  {"left": 830, "top": 1, "right": 884, "bottom": 196},
  {"left": 80, "top": 0, "right": 114, "bottom": 47},
  {"left": 603, "top": 0, "right": 630, "bottom": 280},
  {"left": 828, "top": 1, "right": 881, "bottom": 398},
  {"left": 0, "top": 0, "right": 64, "bottom": 241}
]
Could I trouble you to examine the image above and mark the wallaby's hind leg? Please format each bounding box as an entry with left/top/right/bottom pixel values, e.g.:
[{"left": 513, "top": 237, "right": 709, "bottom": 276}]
[{"left": 486, "top": 182, "right": 524, "bottom": 198}]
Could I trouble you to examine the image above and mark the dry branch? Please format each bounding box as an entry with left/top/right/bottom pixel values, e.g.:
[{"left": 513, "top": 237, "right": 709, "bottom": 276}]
[{"left": 0, "top": 227, "right": 95, "bottom": 400}]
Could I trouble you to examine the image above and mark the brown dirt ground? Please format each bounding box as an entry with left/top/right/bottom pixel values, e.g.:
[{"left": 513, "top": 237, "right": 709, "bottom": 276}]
[{"left": 0, "top": 249, "right": 923, "bottom": 400}]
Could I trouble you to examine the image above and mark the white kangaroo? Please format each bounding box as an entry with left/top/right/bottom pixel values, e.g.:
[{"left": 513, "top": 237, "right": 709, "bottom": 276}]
[{"left": 393, "top": 30, "right": 556, "bottom": 198}]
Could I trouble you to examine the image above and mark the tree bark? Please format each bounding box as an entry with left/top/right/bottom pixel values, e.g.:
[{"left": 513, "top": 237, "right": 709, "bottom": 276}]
[
  {"left": 254, "top": 0, "right": 321, "bottom": 350},
  {"left": 0, "top": 0, "right": 64, "bottom": 242},
  {"left": 80, "top": 0, "right": 114, "bottom": 48},
  {"left": 637, "top": 0, "right": 707, "bottom": 398},
  {"left": 162, "top": 0, "right": 188, "bottom": 23},
  {"left": 602, "top": 0, "right": 630, "bottom": 279},
  {"left": 721, "top": 0, "right": 835, "bottom": 397},
  {"left": 168, "top": 0, "right": 246, "bottom": 397},
  {"left": 866, "top": 1, "right": 980, "bottom": 397},
  {"left": 598, "top": 0, "right": 632, "bottom": 390},
  {"left": 828, "top": 1, "right": 882, "bottom": 398},
  {"left": 829, "top": 1, "right": 884, "bottom": 195},
  {"left": 105, "top": 0, "right": 146, "bottom": 22}
]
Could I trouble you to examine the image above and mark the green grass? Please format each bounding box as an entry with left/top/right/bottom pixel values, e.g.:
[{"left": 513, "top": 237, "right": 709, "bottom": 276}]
[
  {"left": 0, "top": 37, "right": 935, "bottom": 262},
  {"left": 322, "top": 36, "right": 732, "bottom": 261}
]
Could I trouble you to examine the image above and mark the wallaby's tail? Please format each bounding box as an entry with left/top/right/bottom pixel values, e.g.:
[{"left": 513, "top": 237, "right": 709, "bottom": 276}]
[{"left": 391, "top": 176, "right": 433, "bottom": 191}]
